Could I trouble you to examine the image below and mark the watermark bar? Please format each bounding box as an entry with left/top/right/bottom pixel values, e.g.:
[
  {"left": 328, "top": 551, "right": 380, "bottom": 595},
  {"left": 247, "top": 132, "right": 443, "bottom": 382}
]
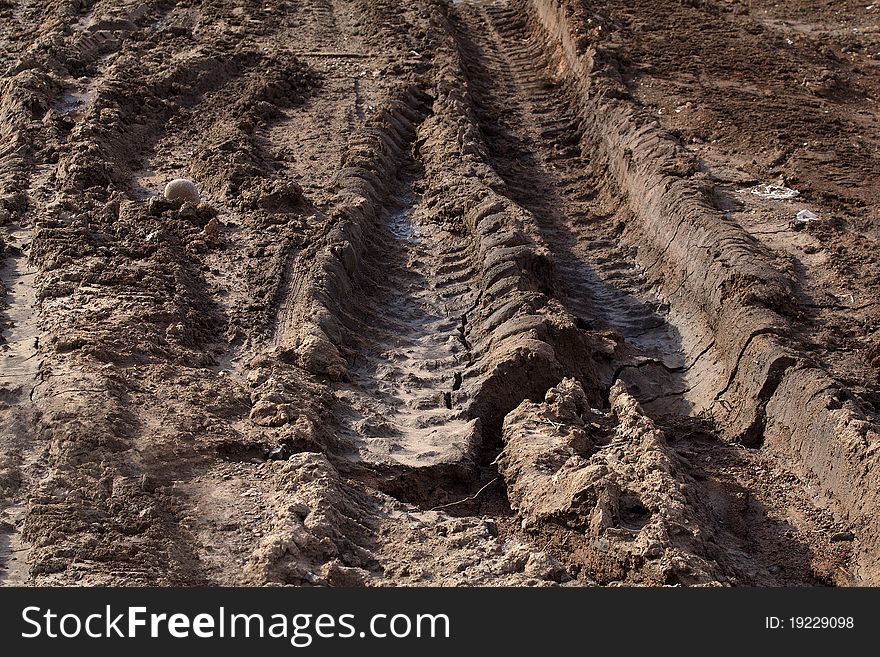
[{"left": 0, "top": 587, "right": 875, "bottom": 654}]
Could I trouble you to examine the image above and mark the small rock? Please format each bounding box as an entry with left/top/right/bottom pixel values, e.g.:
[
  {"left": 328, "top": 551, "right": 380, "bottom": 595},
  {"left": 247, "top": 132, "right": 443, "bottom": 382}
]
[
  {"left": 524, "top": 552, "right": 567, "bottom": 582},
  {"left": 203, "top": 216, "right": 220, "bottom": 238},
  {"left": 249, "top": 400, "right": 291, "bottom": 427},
  {"left": 642, "top": 542, "right": 664, "bottom": 559},
  {"left": 164, "top": 178, "right": 201, "bottom": 205},
  {"left": 321, "top": 560, "right": 369, "bottom": 586},
  {"left": 177, "top": 202, "right": 199, "bottom": 221},
  {"left": 830, "top": 531, "right": 855, "bottom": 542},
  {"left": 148, "top": 197, "right": 178, "bottom": 216}
]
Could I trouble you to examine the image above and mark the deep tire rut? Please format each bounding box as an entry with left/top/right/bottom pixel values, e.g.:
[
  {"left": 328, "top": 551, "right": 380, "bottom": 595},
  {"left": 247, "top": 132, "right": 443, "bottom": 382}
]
[
  {"left": 454, "top": 3, "right": 688, "bottom": 379},
  {"left": 441, "top": 0, "right": 857, "bottom": 585},
  {"left": 338, "top": 170, "right": 479, "bottom": 468}
]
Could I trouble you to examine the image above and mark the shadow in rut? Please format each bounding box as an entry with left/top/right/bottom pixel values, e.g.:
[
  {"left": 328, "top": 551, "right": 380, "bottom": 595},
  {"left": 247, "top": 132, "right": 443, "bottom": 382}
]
[{"left": 668, "top": 419, "right": 842, "bottom": 586}]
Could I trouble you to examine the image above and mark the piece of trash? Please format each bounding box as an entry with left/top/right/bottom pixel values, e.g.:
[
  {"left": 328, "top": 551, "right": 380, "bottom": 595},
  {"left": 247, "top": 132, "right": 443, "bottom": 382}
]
[
  {"left": 265, "top": 444, "right": 292, "bottom": 461},
  {"left": 830, "top": 530, "right": 855, "bottom": 542},
  {"left": 795, "top": 209, "right": 819, "bottom": 223},
  {"left": 751, "top": 183, "right": 800, "bottom": 200}
]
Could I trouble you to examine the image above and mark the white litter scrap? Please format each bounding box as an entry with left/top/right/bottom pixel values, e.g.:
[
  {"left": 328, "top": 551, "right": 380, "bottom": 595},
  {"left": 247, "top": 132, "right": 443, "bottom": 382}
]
[
  {"left": 795, "top": 209, "right": 819, "bottom": 223},
  {"left": 751, "top": 183, "right": 800, "bottom": 200}
]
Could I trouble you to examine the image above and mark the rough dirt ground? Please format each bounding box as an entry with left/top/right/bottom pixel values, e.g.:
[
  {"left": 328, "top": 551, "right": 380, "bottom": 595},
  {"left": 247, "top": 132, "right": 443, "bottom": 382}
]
[{"left": 1, "top": 0, "right": 878, "bottom": 586}]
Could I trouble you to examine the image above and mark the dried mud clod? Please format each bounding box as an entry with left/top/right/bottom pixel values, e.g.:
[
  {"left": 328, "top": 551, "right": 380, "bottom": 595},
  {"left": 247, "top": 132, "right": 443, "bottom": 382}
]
[{"left": 498, "top": 379, "right": 722, "bottom": 585}]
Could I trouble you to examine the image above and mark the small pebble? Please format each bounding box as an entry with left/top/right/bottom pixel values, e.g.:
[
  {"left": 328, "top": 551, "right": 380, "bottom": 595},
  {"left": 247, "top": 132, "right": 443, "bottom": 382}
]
[{"left": 163, "top": 178, "right": 201, "bottom": 205}]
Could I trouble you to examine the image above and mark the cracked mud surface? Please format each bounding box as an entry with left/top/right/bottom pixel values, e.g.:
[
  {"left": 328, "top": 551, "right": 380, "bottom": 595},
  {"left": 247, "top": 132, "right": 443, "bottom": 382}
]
[{"left": 1, "top": 0, "right": 878, "bottom": 586}]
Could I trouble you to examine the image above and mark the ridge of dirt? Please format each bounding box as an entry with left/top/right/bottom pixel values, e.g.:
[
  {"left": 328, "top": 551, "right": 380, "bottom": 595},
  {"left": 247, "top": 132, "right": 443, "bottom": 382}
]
[{"left": 520, "top": 0, "right": 876, "bottom": 581}]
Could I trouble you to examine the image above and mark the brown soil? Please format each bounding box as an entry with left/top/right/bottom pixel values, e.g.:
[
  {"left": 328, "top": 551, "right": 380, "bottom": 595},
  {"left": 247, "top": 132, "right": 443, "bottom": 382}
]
[{"left": 1, "top": 0, "right": 877, "bottom": 586}]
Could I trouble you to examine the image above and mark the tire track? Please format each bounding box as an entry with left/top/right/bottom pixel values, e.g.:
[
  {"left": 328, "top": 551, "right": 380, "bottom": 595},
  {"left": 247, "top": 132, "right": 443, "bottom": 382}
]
[
  {"left": 136, "top": 0, "right": 424, "bottom": 584},
  {"left": 450, "top": 2, "right": 709, "bottom": 410},
  {"left": 336, "top": 164, "right": 481, "bottom": 469},
  {"left": 0, "top": 227, "right": 40, "bottom": 389},
  {"left": 441, "top": 0, "right": 854, "bottom": 585},
  {"left": 0, "top": 226, "right": 40, "bottom": 586},
  {"left": 294, "top": 0, "right": 342, "bottom": 45},
  {"left": 174, "top": 86, "right": 444, "bottom": 584},
  {"left": 266, "top": 86, "right": 481, "bottom": 471},
  {"left": 5, "top": 0, "right": 228, "bottom": 585},
  {"left": 267, "top": 0, "right": 428, "bottom": 357},
  {"left": 0, "top": 0, "right": 154, "bottom": 586}
]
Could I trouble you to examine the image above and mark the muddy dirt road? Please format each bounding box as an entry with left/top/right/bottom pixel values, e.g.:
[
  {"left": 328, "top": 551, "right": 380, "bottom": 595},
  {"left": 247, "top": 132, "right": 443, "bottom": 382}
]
[{"left": 1, "top": 0, "right": 878, "bottom": 586}]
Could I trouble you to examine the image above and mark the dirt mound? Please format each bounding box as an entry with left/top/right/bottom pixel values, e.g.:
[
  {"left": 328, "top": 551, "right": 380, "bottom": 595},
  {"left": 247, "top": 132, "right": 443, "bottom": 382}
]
[
  {"left": 499, "top": 379, "right": 722, "bottom": 585},
  {"left": 248, "top": 452, "right": 570, "bottom": 586}
]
